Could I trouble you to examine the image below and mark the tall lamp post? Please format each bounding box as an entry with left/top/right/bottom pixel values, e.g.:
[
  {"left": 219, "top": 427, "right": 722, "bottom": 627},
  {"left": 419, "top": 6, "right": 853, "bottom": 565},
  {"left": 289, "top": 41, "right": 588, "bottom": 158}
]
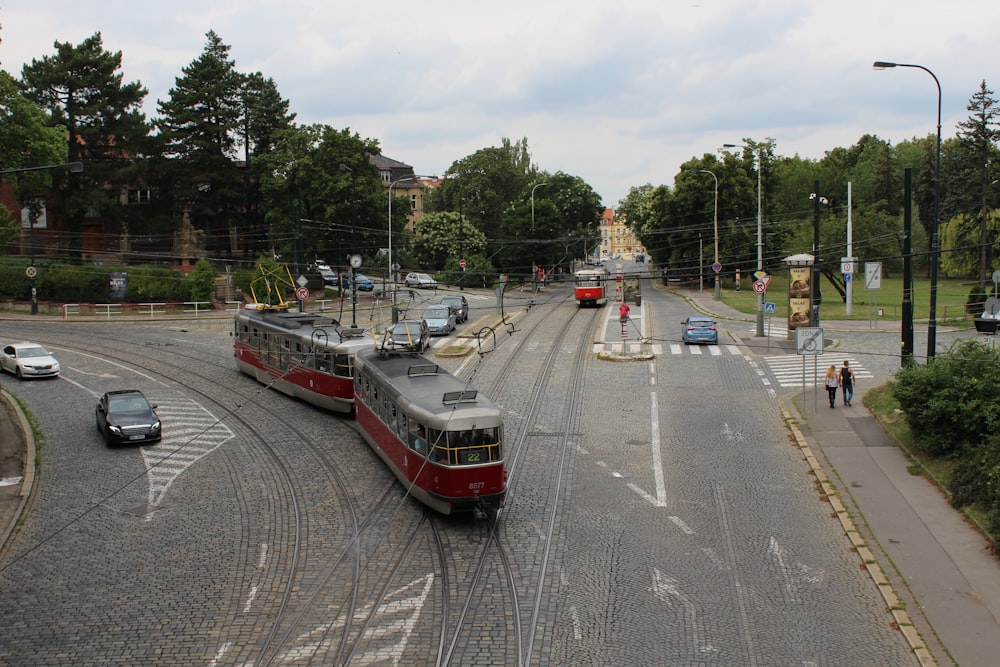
[
  {"left": 0, "top": 161, "right": 84, "bottom": 315},
  {"left": 722, "top": 144, "right": 764, "bottom": 336},
  {"left": 387, "top": 174, "right": 434, "bottom": 319},
  {"left": 531, "top": 182, "right": 550, "bottom": 229},
  {"left": 695, "top": 169, "right": 720, "bottom": 299},
  {"left": 873, "top": 60, "right": 941, "bottom": 359}
]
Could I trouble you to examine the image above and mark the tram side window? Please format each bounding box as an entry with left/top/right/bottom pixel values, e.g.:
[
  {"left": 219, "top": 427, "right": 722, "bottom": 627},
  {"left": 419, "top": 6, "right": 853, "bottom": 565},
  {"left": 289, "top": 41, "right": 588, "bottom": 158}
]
[
  {"left": 409, "top": 422, "right": 426, "bottom": 455},
  {"left": 427, "top": 427, "right": 448, "bottom": 463},
  {"left": 314, "top": 349, "right": 331, "bottom": 373},
  {"left": 333, "top": 354, "right": 351, "bottom": 378}
]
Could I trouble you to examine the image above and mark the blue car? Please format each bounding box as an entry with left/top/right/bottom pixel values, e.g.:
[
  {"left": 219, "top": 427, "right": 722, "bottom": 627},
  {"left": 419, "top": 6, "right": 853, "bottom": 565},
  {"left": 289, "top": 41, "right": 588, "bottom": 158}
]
[{"left": 681, "top": 316, "right": 719, "bottom": 345}]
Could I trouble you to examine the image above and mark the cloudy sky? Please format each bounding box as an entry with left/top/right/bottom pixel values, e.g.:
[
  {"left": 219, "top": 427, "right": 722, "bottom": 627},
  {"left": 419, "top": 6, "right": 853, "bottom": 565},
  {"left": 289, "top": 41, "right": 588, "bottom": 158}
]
[{"left": 2, "top": 1, "right": 997, "bottom": 206}]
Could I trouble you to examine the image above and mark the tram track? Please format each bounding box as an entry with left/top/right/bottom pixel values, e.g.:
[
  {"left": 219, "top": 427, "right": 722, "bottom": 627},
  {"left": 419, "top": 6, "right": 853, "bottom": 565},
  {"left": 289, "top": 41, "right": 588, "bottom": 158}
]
[
  {"left": 434, "top": 285, "right": 602, "bottom": 666},
  {"left": 4, "top": 323, "right": 439, "bottom": 665},
  {"left": 5, "top": 290, "right": 602, "bottom": 666}
]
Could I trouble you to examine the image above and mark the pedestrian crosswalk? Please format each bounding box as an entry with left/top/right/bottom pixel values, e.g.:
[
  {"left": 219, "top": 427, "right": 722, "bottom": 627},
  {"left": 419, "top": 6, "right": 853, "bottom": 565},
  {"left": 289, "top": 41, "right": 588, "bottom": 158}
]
[
  {"left": 761, "top": 355, "right": 874, "bottom": 388},
  {"left": 593, "top": 343, "right": 746, "bottom": 356}
]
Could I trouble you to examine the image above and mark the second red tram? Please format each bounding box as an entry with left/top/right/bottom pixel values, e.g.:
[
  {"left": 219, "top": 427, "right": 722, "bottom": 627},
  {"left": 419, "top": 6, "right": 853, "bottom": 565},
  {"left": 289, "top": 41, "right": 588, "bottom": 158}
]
[{"left": 574, "top": 268, "right": 609, "bottom": 307}]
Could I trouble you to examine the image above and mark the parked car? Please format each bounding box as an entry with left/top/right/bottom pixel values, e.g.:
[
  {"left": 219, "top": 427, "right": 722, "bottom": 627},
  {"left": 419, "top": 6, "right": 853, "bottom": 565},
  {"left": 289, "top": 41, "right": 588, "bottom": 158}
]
[
  {"left": 681, "top": 316, "right": 719, "bottom": 345},
  {"left": 317, "top": 266, "right": 339, "bottom": 287},
  {"left": 404, "top": 272, "right": 439, "bottom": 289},
  {"left": 422, "top": 304, "right": 457, "bottom": 335},
  {"left": 387, "top": 319, "right": 430, "bottom": 354},
  {"left": 0, "top": 342, "right": 60, "bottom": 379},
  {"left": 95, "top": 390, "right": 162, "bottom": 446},
  {"left": 440, "top": 295, "right": 469, "bottom": 323}
]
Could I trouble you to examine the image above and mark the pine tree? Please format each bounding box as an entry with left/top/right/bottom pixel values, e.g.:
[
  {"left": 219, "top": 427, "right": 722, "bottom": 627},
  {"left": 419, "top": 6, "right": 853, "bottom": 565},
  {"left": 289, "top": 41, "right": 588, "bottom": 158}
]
[
  {"left": 154, "top": 30, "right": 246, "bottom": 258},
  {"left": 952, "top": 80, "right": 1000, "bottom": 285}
]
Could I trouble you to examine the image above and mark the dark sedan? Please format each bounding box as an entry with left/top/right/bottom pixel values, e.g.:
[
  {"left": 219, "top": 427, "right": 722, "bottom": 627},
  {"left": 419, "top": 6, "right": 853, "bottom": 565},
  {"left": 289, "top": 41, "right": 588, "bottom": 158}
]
[
  {"left": 681, "top": 316, "right": 719, "bottom": 345},
  {"left": 95, "top": 390, "right": 162, "bottom": 446}
]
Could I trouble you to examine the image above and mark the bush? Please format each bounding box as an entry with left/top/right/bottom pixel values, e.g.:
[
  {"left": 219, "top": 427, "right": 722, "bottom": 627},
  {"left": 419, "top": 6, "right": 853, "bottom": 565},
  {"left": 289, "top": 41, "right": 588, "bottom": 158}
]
[
  {"left": 968, "top": 284, "right": 989, "bottom": 317},
  {"left": 950, "top": 434, "right": 1000, "bottom": 534},
  {"left": 892, "top": 339, "right": 1000, "bottom": 456}
]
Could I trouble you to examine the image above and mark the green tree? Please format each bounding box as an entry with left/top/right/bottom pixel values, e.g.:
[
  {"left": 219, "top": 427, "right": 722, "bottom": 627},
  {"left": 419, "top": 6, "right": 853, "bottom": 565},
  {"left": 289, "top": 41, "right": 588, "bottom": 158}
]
[
  {"left": 186, "top": 258, "right": 217, "bottom": 303},
  {"left": 19, "top": 32, "right": 150, "bottom": 259},
  {"left": 253, "top": 123, "right": 383, "bottom": 274},
  {"left": 153, "top": 30, "right": 246, "bottom": 257},
  {"left": 439, "top": 139, "right": 536, "bottom": 261},
  {"left": 946, "top": 81, "right": 1000, "bottom": 284},
  {"left": 411, "top": 210, "right": 488, "bottom": 274},
  {"left": 0, "top": 69, "right": 67, "bottom": 261},
  {"left": 240, "top": 72, "right": 296, "bottom": 259}
]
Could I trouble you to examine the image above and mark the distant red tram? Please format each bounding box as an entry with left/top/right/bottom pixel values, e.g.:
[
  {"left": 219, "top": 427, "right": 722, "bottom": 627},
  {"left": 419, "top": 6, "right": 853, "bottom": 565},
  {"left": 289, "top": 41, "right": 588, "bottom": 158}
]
[{"left": 574, "top": 268, "right": 609, "bottom": 307}]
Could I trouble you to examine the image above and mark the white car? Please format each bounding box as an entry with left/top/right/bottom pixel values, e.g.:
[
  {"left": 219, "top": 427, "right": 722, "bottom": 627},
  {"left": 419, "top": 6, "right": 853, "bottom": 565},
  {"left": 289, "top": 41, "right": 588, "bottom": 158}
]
[
  {"left": 404, "top": 272, "right": 439, "bottom": 289},
  {"left": 0, "top": 342, "right": 60, "bottom": 379}
]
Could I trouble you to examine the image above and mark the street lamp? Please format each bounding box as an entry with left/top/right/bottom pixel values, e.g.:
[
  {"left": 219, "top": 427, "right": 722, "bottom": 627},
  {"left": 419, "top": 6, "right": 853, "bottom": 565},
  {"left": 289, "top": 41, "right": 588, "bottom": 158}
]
[
  {"left": 0, "top": 161, "right": 84, "bottom": 315},
  {"left": 722, "top": 144, "right": 764, "bottom": 336},
  {"left": 695, "top": 169, "right": 720, "bottom": 300},
  {"left": 531, "top": 182, "right": 550, "bottom": 229},
  {"left": 873, "top": 60, "right": 942, "bottom": 359},
  {"left": 387, "top": 174, "right": 434, "bottom": 318}
]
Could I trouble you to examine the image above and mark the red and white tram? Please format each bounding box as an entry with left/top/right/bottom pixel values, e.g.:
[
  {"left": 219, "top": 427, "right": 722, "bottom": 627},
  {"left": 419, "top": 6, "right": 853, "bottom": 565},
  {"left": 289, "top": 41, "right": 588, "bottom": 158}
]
[
  {"left": 353, "top": 351, "right": 506, "bottom": 518},
  {"left": 234, "top": 306, "right": 374, "bottom": 415},
  {"left": 574, "top": 267, "right": 609, "bottom": 307}
]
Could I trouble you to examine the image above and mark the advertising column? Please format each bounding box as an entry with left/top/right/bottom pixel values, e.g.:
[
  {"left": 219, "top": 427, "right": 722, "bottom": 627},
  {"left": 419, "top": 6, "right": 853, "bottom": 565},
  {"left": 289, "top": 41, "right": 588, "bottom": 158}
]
[{"left": 788, "top": 265, "right": 812, "bottom": 332}]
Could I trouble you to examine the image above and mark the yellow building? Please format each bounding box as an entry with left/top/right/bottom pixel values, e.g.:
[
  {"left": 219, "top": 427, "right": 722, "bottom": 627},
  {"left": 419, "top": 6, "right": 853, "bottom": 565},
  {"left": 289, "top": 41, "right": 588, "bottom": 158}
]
[{"left": 598, "top": 208, "right": 642, "bottom": 260}]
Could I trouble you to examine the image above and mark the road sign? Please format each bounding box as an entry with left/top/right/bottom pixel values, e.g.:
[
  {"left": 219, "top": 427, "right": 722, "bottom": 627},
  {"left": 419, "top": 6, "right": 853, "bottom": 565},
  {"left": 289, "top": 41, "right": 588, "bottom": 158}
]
[
  {"left": 460, "top": 258, "right": 466, "bottom": 269},
  {"left": 841, "top": 257, "right": 856, "bottom": 274},
  {"left": 25, "top": 266, "right": 37, "bottom": 279},
  {"left": 295, "top": 286, "right": 309, "bottom": 301},
  {"left": 753, "top": 270, "right": 767, "bottom": 280},
  {"left": 795, "top": 327, "right": 824, "bottom": 355},
  {"left": 752, "top": 280, "right": 766, "bottom": 294},
  {"left": 844, "top": 273, "right": 852, "bottom": 282},
  {"left": 865, "top": 262, "right": 882, "bottom": 289},
  {"left": 712, "top": 262, "right": 722, "bottom": 274},
  {"left": 764, "top": 301, "right": 776, "bottom": 314}
]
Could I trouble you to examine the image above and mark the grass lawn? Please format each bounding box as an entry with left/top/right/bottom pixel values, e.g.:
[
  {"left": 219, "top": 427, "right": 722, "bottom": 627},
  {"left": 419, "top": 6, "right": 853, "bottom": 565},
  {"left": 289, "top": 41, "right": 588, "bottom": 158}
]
[{"left": 704, "top": 273, "right": 989, "bottom": 323}]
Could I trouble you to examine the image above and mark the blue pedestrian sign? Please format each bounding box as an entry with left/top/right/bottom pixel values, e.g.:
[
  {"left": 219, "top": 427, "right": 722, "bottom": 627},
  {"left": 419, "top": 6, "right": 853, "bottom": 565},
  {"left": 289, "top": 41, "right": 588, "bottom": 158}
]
[{"left": 764, "top": 301, "right": 776, "bottom": 314}]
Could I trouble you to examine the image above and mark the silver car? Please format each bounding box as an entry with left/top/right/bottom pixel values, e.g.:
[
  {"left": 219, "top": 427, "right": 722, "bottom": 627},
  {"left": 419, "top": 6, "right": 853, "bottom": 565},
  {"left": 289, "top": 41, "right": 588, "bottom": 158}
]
[
  {"left": 422, "top": 305, "right": 457, "bottom": 335},
  {"left": 404, "top": 272, "right": 439, "bottom": 289},
  {"left": 0, "top": 342, "right": 60, "bottom": 379}
]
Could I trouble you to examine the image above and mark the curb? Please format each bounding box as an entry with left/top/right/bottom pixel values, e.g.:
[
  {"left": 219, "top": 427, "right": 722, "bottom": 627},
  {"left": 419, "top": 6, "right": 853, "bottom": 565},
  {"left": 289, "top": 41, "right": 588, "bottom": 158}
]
[
  {"left": 0, "top": 387, "right": 35, "bottom": 552},
  {"left": 780, "top": 401, "right": 936, "bottom": 665}
]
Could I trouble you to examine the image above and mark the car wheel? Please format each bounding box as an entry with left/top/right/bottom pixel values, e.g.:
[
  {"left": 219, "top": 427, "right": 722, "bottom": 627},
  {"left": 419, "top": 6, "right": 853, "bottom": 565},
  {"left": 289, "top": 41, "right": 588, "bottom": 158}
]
[{"left": 15, "top": 366, "right": 22, "bottom": 380}]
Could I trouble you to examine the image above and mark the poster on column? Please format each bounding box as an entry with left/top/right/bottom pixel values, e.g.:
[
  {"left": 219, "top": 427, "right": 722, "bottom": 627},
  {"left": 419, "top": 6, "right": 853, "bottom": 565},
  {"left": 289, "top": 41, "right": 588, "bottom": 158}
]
[
  {"left": 789, "top": 266, "right": 810, "bottom": 297},
  {"left": 789, "top": 297, "right": 811, "bottom": 329}
]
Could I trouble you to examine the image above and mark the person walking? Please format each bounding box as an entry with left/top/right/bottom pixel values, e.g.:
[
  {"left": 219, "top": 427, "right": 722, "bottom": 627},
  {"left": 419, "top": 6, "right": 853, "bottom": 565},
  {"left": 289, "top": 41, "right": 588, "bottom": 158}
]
[
  {"left": 619, "top": 301, "right": 631, "bottom": 323},
  {"left": 824, "top": 365, "right": 840, "bottom": 408},
  {"left": 839, "top": 360, "right": 855, "bottom": 407}
]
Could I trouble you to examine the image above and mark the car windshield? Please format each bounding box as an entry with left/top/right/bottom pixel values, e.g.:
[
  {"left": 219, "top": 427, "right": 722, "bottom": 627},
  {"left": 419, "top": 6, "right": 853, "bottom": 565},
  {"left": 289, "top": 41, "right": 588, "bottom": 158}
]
[
  {"left": 424, "top": 307, "right": 449, "bottom": 318},
  {"left": 111, "top": 396, "right": 149, "bottom": 412},
  {"left": 393, "top": 322, "right": 421, "bottom": 335},
  {"left": 442, "top": 297, "right": 461, "bottom": 306},
  {"left": 19, "top": 347, "right": 50, "bottom": 358}
]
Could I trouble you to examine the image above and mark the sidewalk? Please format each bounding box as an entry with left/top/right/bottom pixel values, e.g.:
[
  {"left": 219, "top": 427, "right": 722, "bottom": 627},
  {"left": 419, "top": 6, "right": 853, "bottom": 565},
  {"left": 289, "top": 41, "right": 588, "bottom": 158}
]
[{"left": 679, "top": 286, "right": 1000, "bottom": 666}]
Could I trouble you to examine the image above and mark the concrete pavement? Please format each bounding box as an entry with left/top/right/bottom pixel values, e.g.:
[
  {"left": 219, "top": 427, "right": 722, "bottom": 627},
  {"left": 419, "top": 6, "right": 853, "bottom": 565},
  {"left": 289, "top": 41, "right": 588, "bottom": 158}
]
[{"left": 678, "top": 286, "right": 1000, "bottom": 666}]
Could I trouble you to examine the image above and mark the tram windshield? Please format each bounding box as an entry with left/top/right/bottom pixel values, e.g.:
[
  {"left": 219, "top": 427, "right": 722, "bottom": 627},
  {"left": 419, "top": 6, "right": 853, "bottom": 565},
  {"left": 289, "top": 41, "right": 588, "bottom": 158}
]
[
  {"left": 575, "top": 273, "right": 604, "bottom": 286},
  {"left": 424, "top": 426, "right": 502, "bottom": 465}
]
